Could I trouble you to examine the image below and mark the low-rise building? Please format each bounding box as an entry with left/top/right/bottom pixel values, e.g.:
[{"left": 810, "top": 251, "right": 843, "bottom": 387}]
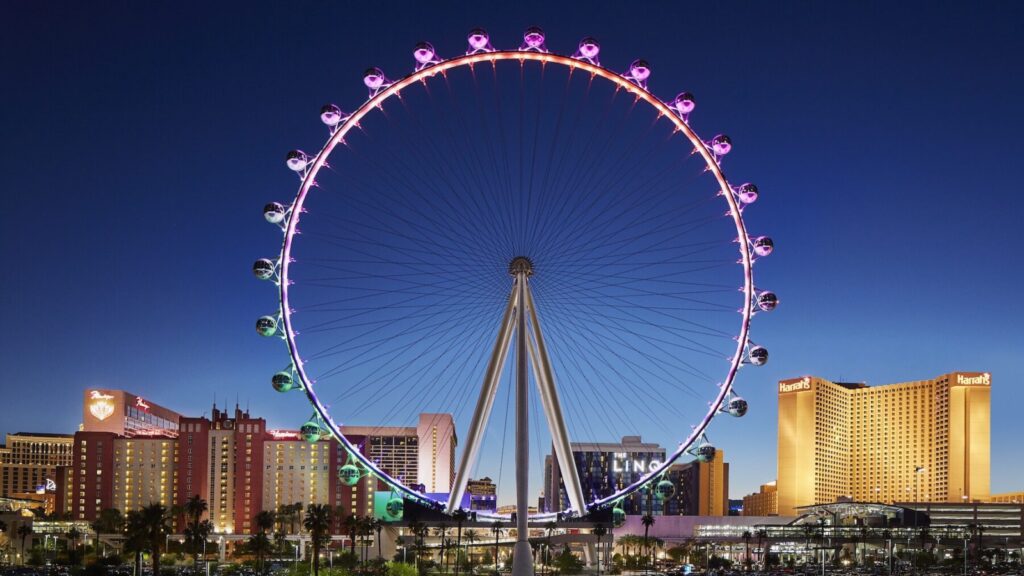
[{"left": 742, "top": 481, "right": 779, "bottom": 516}]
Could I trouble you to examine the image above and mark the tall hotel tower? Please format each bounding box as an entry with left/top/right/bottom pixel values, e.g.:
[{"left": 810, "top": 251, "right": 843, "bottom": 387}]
[{"left": 777, "top": 372, "right": 990, "bottom": 515}]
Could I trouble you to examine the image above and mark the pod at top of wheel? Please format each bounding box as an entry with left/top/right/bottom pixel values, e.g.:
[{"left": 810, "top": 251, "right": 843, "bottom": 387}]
[
  {"left": 627, "top": 59, "right": 651, "bottom": 84},
  {"left": 363, "top": 68, "right": 387, "bottom": 91},
  {"left": 413, "top": 42, "right": 436, "bottom": 65},
  {"left": 467, "top": 28, "right": 492, "bottom": 53},
  {"left": 753, "top": 237, "right": 774, "bottom": 257},
  {"left": 736, "top": 183, "right": 759, "bottom": 205},
  {"left": 522, "top": 27, "right": 546, "bottom": 51},
  {"left": 671, "top": 92, "right": 696, "bottom": 115},
  {"left": 264, "top": 202, "right": 286, "bottom": 223},
  {"left": 286, "top": 150, "right": 309, "bottom": 172},
  {"left": 320, "top": 104, "right": 346, "bottom": 127},
  {"left": 576, "top": 37, "right": 600, "bottom": 61},
  {"left": 710, "top": 135, "right": 732, "bottom": 156}
]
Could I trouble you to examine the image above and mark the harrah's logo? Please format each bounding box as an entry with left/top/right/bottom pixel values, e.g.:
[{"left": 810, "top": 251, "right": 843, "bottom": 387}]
[
  {"left": 779, "top": 377, "right": 812, "bottom": 393},
  {"left": 956, "top": 373, "right": 990, "bottom": 386}
]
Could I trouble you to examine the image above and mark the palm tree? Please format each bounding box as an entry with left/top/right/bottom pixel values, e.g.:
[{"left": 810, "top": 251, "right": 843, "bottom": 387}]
[
  {"left": 593, "top": 525, "right": 608, "bottom": 576},
  {"left": 67, "top": 526, "right": 82, "bottom": 554},
  {"left": 453, "top": 509, "right": 469, "bottom": 576},
  {"left": 435, "top": 523, "right": 449, "bottom": 571},
  {"left": 801, "top": 525, "right": 814, "bottom": 565},
  {"left": 741, "top": 531, "right": 752, "bottom": 571},
  {"left": 184, "top": 519, "right": 213, "bottom": 573},
  {"left": 859, "top": 526, "right": 870, "bottom": 566},
  {"left": 491, "top": 521, "right": 503, "bottom": 575},
  {"left": 343, "top": 514, "right": 359, "bottom": 558},
  {"left": 139, "top": 503, "right": 171, "bottom": 576},
  {"left": 756, "top": 529, "right": 768, "bottom": 569},
  {"left": 304, "top": 504, "right": 333, "bottom": 576},
  {"left": 361, "top": 516, "right": 375, "bottom": 565},
  {"left": 253, "top": 510, "right": 276, "bottom": 574},
  {"left": 124, "top": 511, "right": 147, "bottom": 576},
  {"left": 374, "top": 518, "right": 384, "bottom": 560},
  {"left": 409, "top": 520, "right": 428, "bottom": 570},
  {"left": 544, "top": 520, "right": 557, "bottom": 576},
  {"left": 248, "top": 531, "right": 273, "bottom": 576},
  {"left": 92, "top": 508, "right": 125, "bottom": 557},
  {"left": 882, "top": 529, "right": 893, "bottom": 573},
  {"left": 641, "top": 513, "right": 655, "bottom": 574},
  {"left": 16, "top": 524, "right": 32, "bottom": 565},
  {"left": 465, "top": 529, "right": 480, "bottom": 568},
  {"left": 185, "top": 495, "right": 207, "bottom": 525}
]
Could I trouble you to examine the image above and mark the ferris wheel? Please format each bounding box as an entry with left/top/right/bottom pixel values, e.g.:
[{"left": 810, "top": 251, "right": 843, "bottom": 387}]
[{"left": 253, "top": 28, "right": 777, "bottom": 529}]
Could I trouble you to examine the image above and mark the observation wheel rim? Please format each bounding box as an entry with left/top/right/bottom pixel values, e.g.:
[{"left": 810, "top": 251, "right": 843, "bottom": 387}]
[{"left": 277, "top": 50, "right": 755, "bottom": 520}]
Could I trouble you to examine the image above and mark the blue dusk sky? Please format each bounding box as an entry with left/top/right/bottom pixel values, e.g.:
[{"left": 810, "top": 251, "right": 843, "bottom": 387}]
[{"left": 2, "top": 1, "right": 1022, "bottom": 502}]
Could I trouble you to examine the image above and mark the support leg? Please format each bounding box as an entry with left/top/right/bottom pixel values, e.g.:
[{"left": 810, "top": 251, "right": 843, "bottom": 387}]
[
  {"left": 447, "top": 283, "right": 520, "bottom": 513},
  {"left": 524, "top": 286, "right": 588, "bottom": 517},
  {"left": 512, "top": 273, "right": 534, "bottom": 576}
]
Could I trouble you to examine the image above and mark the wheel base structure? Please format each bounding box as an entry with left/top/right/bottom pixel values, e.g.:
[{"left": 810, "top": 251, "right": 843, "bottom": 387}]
[{"left": 512, "top": 540, "right": 535, "bottom": 576}]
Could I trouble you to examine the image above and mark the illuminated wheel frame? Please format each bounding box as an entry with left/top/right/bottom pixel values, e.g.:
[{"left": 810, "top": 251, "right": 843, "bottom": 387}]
[{"left": 256, "top": 30, "right": 776, "bottom": 521}]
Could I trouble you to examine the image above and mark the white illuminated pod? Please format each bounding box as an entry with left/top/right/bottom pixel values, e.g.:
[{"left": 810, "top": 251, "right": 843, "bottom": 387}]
[{"left": 253, "top": 28, "right": 778, "bottom": 567}]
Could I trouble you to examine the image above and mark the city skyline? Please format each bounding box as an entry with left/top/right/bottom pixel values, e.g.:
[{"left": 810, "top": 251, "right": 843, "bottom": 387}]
[{"left": 3, "top": 1, "right": 1024, "bottom": 504}]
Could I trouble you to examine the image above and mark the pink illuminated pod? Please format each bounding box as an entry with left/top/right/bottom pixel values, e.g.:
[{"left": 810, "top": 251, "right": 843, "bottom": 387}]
[{"left": 254, "top": 28, "right": 777, "bottom": 527}]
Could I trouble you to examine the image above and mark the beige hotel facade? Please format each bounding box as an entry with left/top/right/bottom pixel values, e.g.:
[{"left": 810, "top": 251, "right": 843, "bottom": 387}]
[{"left": 777, "top": 371, "right": 990, "bottom": 515}]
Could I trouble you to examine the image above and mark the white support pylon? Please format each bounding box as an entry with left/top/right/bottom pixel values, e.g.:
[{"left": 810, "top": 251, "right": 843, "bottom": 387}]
[
  {"left": 511, "top": 263, "right": 534, "bottom": 576},
  {"left": 525, "top": 286, "right": 587, "bottom": 517},
  {"left": 447, "top": 282, "right": 520, "bottom": 514}
]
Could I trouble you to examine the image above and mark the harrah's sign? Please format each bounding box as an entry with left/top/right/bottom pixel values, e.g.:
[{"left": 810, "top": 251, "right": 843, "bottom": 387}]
[
  {"left": 779, "top": 377, "right": 812, "bottom": 394},
  {"left": 956, "top": 373, "right": 990, "bottom": 386}
]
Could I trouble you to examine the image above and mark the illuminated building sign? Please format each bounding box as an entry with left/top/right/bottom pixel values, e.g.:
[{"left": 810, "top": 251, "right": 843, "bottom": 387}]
[
  {"left": 135, "top": 397, "right": 151, "bottom": 411},
  {"left": 34, "top": 478, "right": 57, "bottom": 494},
  {"left": 268, "top": 429, "right": 301, "bottom": 440},
  {"left": 611, "top": 454, "right": 662, "bottom": 474},
  {"left": 779, "top": 377, "right": 811, "bottom": 394},
  {"left": 88, "top": 390, "right": 116, "bottom": 421},
  {"left": 956, "top": 373, "right": 990, "bottom": 386}
]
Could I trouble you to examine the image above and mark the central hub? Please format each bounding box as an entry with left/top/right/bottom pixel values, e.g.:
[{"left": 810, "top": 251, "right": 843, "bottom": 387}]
[{"left": 508, "top": 256, "right": 534, "bottom": 277}]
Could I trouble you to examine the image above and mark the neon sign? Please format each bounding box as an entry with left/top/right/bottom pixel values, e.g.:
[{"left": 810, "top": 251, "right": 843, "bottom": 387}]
[
  {"left": 611, "top": 455, "right": 662, "bottom": 474},
  {"left": 135, "top": 397, "right": 151, "bottom": 411},
  {"left": 956, "top": 373, "right": 990, "bottom": 386},
  {"left": 779, "top": 377, "right": 811, "bottom": 393},
  {"left": 268, "top": 429, "right": 301, "bottom": 440},
  {"left": 89, "top": 390, "right": 116, "bottom": 421}
]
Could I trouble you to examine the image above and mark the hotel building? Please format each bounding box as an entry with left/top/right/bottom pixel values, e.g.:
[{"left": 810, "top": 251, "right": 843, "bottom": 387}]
[
  {"left": 663, "top": 449, "right": 730, "bottom": 516},
  {"left": 546, "top": 436, "right": 667, "bottom": 514},
  {"left": 466, "top": 476, "right": 498, "bottom": 512},
  {"left": 0, "top": 433, "right": 74, "bottom": 499},
  {"left": 777, "top": 372, "right": 991, "bottom": 515},
  {"left": 113, "top": 436, "right": 177, "bottom": 515},
  {"left": 57, "top": 391, "right": 455, "bottom": 534},
  {"left": 741, "top": 481, "right": 778, "bottom": 516},
  {"left": 82, "top": 389, "right": 181, "bottom": 437}
]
